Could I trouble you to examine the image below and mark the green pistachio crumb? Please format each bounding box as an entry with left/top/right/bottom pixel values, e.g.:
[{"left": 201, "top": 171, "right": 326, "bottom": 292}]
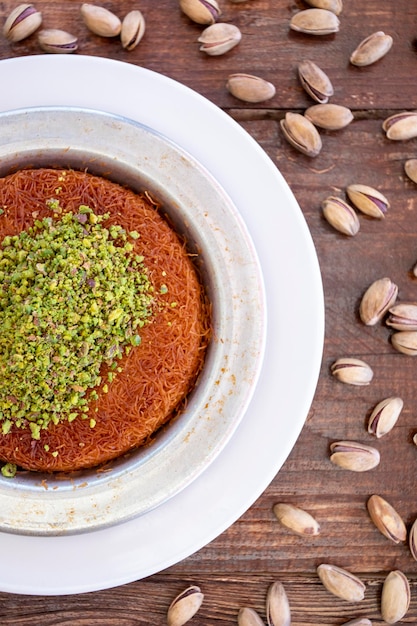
[
  {"left": 1, "top": 462, "right": 17, "bottom": 478},
  {"left": 0, "top": 207, "right": 153, "bottom": 439}
]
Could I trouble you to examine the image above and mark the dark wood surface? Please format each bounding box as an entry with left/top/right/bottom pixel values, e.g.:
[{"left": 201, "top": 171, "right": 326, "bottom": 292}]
[{"left": 0, "top": 1, "right": 417, "bottom": 624}]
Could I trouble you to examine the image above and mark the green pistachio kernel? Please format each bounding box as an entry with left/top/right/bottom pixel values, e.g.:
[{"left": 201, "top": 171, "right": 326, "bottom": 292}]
[{"left": 1, "top": 463, "right": 17, "bottom": 478}]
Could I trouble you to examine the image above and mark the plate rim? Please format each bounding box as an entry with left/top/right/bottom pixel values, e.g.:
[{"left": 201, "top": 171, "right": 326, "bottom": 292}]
[{"left": 0, "top": 54, "right": 324, "bottom": 595}]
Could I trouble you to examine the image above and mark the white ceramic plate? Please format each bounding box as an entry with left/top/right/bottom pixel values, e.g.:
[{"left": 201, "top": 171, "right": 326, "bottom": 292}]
[{"left": 0, "top": 55, "right": 324, "bottom": 595}]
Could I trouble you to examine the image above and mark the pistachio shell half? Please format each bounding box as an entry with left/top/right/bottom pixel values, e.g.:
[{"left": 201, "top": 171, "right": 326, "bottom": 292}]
[{"left": 273, "top": 502, "right": 320, "bottom": 536}]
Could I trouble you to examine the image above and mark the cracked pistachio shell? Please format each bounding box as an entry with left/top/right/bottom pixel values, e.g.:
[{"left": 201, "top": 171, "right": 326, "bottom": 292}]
[
  {"left": 367, "top": 397, "right": 403, "bottom": 438},
  {"left": 409, "top": 517, "right": 417, "bottom": 560},
  {"left": 305, "top": 103, "right": 353, "bottom": 130},
  {"left": 80, "top": 4, "right": 121, "bottom": 37},
  {"left": 179, "top": 0, "right": 221, "bottom": 25},
  {"left": 331, "top": 357, "right": 373, "bottom": 385},
  {"left": 3, "top": 3, "right": 42, "bottom": 42},
  {"left": 290, "top": 8, "right": 340, "bottom": 35},
  {"left": 346, "top": 183, "right": 389, "bottom": 219},
  {"left": 341, "top": 621, "right": 372, "bottom": 626},
  {"left": 391, "top": 330, "right": 417, "bottom": 355},
  {"left": 226, "top": 73, "right": 275, "bottom": 103},
  {"left": 317, "top": 564, "right": 365, "bottom": 602},
  {"left": 329, "top": 441, "right": 380, "bottom": 472},
  {"left": 167, "top": 586, "right": 204, "bottom": 626},
  {"left": 359, "top": 277, "right": 398, "bottom": 326},
  {"left": 383, "top": 111, "right": 417, "bottom": 140},
  {"left": 38, "top": 28, "right": 78, "bottom": 53},
  {"left": 266, "top": 581, "right": 291, "bottom": 626},
  {"left": 121, "top": 10, "right": 145, "bottom": 50},
  {"left": 281, "top": 112, "right": 322, "bottom": 157},
  {"left": 350, "top": 31, "right": 393, "bottom": 67},
  {"left": 298, "top": 59, "right": 334, "bottom": 104},
  {"left": 381, "top": 570, "right": 410, "bottom": 624},
  {"left": 304, "top": 0, "right": 342, "bottom": 14},
  {"left": 322, "top": 196, "right": 359, "bottom": 236},
  {"left": 404, "top": 158, "right": 417, "bottom": 184},
  {"left": 198, "top": 23, "right": 241, "bottom": 56},
  {"left": 238, "top": 607, "right": 265, "bottom": 626},
  {"left": 273, "top": 503, "right": 320, "bottom": 536},
  {"left": 367, "top": 495, "right": 407, "bottom": 543},
  {"left": 387, "top": 302, "right": 417, "bottom": 331}
]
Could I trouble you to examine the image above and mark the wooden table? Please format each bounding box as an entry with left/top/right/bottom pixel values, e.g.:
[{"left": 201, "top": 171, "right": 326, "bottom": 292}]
[{"left": 0, "top": 1, "right": 416, "bottom": 624}]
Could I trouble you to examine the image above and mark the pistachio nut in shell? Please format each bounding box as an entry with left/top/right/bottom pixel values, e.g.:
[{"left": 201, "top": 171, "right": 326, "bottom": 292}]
[
  {"left": 330, "top": 441, "right": 380, "bottom": 472},
  {"left": 226, "top": 74, "right": 276, "bottom": 104},
  {"left": 305, "top": 103, "right": 353, "bottom": 130},
  {"left": 404, "top": 158, "right": 417, "bottom": 184},
  {"left": 38, "top": 29, "right": 78, "bottom": 53},
  {"left": 391, "top": 330, "right": 417, "bottom": 355},
  {"left": 367, "top": 396, "right": 403, "bottom": 438},
  {"left": 346, "top": 183, "right": 389, "bottom": 219},
  {"left": 381, "top": 570, "right": 410, "bottom": 624},
  {"left": 317, "top": 564, "right": 365, "bottom": 602},
  {"left": 341, "top": 620, "right": 372, "bottom": 626},
  {"left": 273, "top": 502, "right": 320, "bottom": 537},
  {"left": 383, "top": 111, "right": 417, "bottom": 140},
  {"left": 304, "top": 0, "right": 342, "bottom": 15},
  {"left": 280, "top": 112, "right": 322, "bottom": 157},
  {"left": 322, "top": 196, "right": 359, "bottom": 236},
  {"left": 167, "top": 585, "right": 204, "bottom": 626},
  {"left": 121, "top": 10, "right": 145, "bottom": 51},
  {"left": 359, "top": 277, "right": 398, "bottom": 326},
  {"left": 386, "top": 302, "right": 417, "bottom": 331},
  {"left": 350, "top": 31, "right": 393, "bottom": 67},
  {"left": 366, "top": 494, "right": 407, "bottom": 544},
  {"left": 198, "top": 23, "right": 241, "bottom": 56},
  {"left": 331, "top": 357, "right": 373, "bottom": 385},
  {"left": 80, "top": 3, "right": 121, "bottom": 37},
  {"left": 179, "top": 0, "right": 220, "bottom": 25},
  {"left": 298, "top": 59, "right": 334, "bottom": 104},
  {"left": 238, "top": 607, "right": 266, "bottom": 626},
  {"left": 289, "top": 8, "right": 340, "bottom": 35},
  {"left": 409, "top": 517, "right": 417, "bottom": 560},
  {"left": 266, "top": 581, "right": 291, "bottom": 626},
  {"left": 3, "top": 3, "right": 42, "bottom": 42}
]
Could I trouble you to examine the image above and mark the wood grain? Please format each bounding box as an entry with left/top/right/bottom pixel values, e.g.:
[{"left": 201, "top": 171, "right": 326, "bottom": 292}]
[{"left": 0, "top": 0, "right": 417, "bottom": 624}]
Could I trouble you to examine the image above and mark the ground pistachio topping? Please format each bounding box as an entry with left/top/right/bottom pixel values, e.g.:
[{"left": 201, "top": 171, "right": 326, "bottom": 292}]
[{"left": 0, "top": 204, "right": 154, "bottom": 439}]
